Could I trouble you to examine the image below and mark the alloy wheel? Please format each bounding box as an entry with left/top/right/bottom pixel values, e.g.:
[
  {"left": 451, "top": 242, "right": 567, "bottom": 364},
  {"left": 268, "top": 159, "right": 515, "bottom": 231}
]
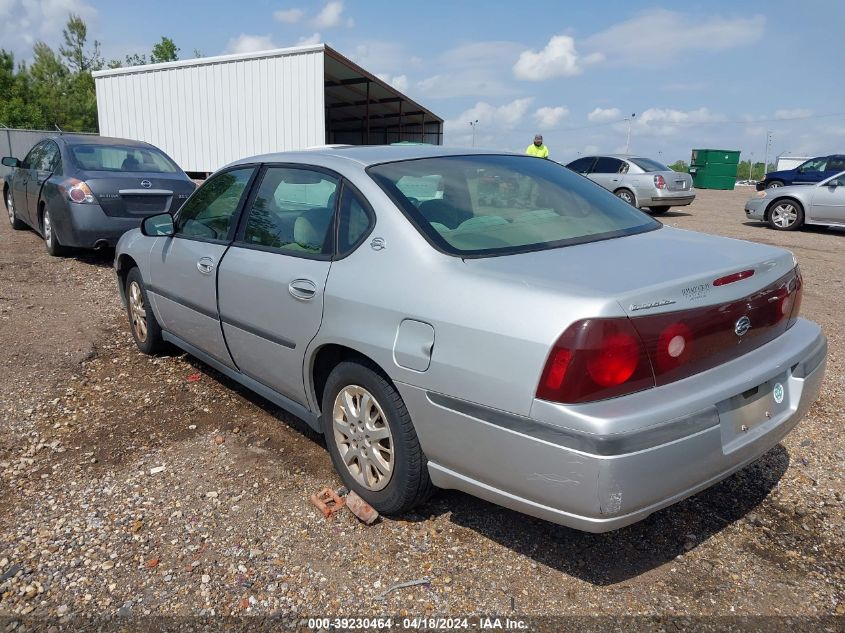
[
  {"left": 6, "top": 190, "right": 14, "bottom": 225},
  {"left": 43, "top": 211, "right": 53, "bottom": 245},
  {"left": 616, "top": 190, "right": 634, "bottom": 204},
  {"left": 128, "top": 280, "right": 148, "bottom": 342},
  {"left": 771, "top": 203, "right": 797, "bottom": 228},
  {"left": 332, "top": 385, "right": 394, "bottom": 491}
]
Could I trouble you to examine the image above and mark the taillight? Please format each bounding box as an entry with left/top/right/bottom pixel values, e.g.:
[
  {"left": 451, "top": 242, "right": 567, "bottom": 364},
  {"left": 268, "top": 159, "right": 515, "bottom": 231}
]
[
  {"left": 537, "top": 267, "right": 803, "bottom": 405},
  {"left": 59, "top": 179, "right": 95, "bottom": 204},
  {"left": 654, "top": 174, "right": 666, "bottom": 189},
  {"left": 537, "top": 318, "right": 654, "bottom": 404}
]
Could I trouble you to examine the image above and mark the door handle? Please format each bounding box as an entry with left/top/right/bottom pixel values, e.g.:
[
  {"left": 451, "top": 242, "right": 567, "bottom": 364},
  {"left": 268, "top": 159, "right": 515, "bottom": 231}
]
[
  {"left": 288, "top": 278, "right": 317, "bottom": 300},
  {"left": 196, "top": 257, "right": 215, "bottom": 275}
]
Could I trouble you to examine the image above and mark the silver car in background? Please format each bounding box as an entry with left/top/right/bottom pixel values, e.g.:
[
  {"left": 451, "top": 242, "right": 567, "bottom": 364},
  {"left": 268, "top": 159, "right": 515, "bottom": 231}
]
[
  {"left": 114, "top": 146, "right": 825, "bottom": 532},
  {"left": 745, "top": 170, "right": 845, "bottom": 230},
  {"left": 566, "top": 154, "right": 695, "bottom": 214}
]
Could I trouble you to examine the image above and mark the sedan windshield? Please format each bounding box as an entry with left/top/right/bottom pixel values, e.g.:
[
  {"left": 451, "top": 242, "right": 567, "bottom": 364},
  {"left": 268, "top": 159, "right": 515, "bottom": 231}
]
[
  {"left": 368, "top": 154, "right": 659, "bottom": 257},
  {"left": 70, "top": 144, "right": 180, "bottom": 173},
  {"left": 628, "top": 157, "right": 671, "bottom": 172}
]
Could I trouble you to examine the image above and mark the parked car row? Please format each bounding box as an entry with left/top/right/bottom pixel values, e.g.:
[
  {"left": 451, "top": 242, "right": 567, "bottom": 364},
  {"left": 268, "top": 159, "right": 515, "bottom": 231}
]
[{"left": 2, "top": 134, "right": 195, "bottom": 255}]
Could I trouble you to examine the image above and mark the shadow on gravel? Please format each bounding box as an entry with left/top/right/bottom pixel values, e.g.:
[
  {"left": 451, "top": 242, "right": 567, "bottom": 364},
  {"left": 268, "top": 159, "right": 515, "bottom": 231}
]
[
  {"left": 654, "top": 210, "right": 692, "bottom": 218},
  {"left": 73, "top": 247, "right": 115, "bottom": 268},
  {"left": 428, "top": 444, "right": 789, "bottom": 586}
]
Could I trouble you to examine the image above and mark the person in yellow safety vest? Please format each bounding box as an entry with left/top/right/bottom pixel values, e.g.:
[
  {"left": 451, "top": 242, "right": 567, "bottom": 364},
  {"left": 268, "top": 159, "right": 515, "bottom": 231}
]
[{"left": 525, "top": 134, "right": 549, "bottom": 158}]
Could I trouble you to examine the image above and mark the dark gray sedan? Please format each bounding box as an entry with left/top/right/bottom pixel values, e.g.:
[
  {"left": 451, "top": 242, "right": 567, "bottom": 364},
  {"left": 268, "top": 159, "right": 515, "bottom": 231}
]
[{"left": 2, "top": 135, "right": 195, "bottom": 256}]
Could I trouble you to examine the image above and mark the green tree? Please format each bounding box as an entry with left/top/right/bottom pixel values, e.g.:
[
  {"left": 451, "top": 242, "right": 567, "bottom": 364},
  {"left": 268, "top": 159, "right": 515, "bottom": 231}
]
[
  {"left": 29, "top": 42, "right": 70, "bottom": 129},
  {"left": 150, "top": 37, "right": 179, "bottom": 63},
  {"left": 58, "top": 13, "right": 102, "bottom": 73},
  {"left": 0, "top": 51, "right": 45, "bottom": 129},
  {"left": 669, "top": 160, "right": 689, "bottom": 172}
]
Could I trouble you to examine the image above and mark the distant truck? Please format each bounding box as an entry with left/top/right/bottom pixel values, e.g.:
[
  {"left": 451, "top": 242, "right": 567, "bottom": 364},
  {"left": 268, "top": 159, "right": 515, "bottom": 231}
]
[{"left": 757, "top": 154, "right": 845, "bottom": 190}]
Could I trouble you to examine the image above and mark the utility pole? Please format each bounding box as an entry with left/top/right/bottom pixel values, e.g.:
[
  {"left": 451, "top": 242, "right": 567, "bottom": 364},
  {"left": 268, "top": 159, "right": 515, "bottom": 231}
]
[
  {"left": 762, "top": 131, "right": 773, "bottom": 177},
  {"left": 625, "top": 113, "right": 636, "bottom": 154},
  {"left": 469, "top": 120, "right": 479, "bottom": 147}
]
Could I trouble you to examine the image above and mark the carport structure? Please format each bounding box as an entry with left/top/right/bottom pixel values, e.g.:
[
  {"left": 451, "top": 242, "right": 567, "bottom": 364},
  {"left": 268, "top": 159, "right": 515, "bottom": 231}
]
[{"left": 93, "top": 44, "right": 443, "bottom": 175}]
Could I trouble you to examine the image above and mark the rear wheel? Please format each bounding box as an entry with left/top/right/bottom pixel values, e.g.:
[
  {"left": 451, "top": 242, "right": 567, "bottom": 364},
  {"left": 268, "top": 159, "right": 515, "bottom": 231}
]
[
  {"left": 647, "top": 206, "right": 670, "bottom": 215},
  {"left": 768, "top": 199, "right": 804, "bottom": 231},
  {"left": 5, "top": 188, "right": 25, "bottom": 230},
  {"left": 322, "top": 360, "right": 433, "bottom": 515},
  {"left": 42, "top": 207, "right": 68, "bottom": 256},
  {"left": 125, "top": 267, "right": 166, "bottom": 354},
  {"left": 766, "top": 180, "right": 784, "bottom": 189},
  {"left": 615, "top": 188, "right": 635, "bottom": 205}
]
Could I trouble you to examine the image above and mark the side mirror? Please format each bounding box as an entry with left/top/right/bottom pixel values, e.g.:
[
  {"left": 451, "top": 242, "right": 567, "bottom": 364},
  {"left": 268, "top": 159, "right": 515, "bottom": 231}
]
[
  {"left": 1, "top": 157, "right": 20, "bottom": 168},
  {"left": 141, "top": 213, "right": 175, "bottom": 236},
  {"left": 826, "top": 179, "right": 841, "bottom": 188}
]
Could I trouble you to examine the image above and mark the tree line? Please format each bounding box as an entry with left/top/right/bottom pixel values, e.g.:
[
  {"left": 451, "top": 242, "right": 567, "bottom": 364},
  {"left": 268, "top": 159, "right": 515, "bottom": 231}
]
[{"left": 0, "top": 14, "right": 185, "bottom": 133}]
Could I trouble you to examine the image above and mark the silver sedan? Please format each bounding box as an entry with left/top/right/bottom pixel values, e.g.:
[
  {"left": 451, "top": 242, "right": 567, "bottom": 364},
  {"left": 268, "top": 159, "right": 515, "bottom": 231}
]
[
  {"left": 114, "top": 146, "right": 826, "bottom": 532},
  {"left": 745, "top": 171, "right": 845, "bottom": 230}
]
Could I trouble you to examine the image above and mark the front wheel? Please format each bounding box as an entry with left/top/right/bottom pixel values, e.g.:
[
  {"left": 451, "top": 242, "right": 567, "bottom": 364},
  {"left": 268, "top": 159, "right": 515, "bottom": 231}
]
[
  {"left": 5, "top": 188, "right": 26, "bottom": 230},
  {"left": 42, "top": 207, "right": 68, "bottom": 256},
  {"left": 125, "top": 267, "right": 166, "bottom": 354},
  {"left": 768, "top": 200, "right": 804, "bottom": 231},
  {"left": 615, "top": 189, "right": 635, "bottom": 205},
  {"left": 322, "top": 360, "right": 433, "bottom": 515},
  {"left": 766, "top": 180, "right": 784, "bottom": 189}
]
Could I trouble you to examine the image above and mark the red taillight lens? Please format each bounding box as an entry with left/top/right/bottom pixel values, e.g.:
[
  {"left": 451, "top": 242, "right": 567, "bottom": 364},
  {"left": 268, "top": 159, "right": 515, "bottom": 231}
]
[
  {"left": 537, "top": 318, "right": 654, "bottom": 404},
  {"left": 654, "top": 174, "right": 666, "bottom": 189},
  {"left": 59, "top": 179, "right": 95, "bottom": 204},
  {"left": 787, "top": 267, "right": 803, "bottom": 327},
  {"left": 713, "top": 269, "right": 754, "bottom": 286}
]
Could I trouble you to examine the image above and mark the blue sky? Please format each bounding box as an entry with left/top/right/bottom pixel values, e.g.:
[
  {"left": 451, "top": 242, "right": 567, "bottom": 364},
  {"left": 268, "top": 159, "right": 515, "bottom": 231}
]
[{"left": 2, "top": 0, "right": 843, "bottom": 164}]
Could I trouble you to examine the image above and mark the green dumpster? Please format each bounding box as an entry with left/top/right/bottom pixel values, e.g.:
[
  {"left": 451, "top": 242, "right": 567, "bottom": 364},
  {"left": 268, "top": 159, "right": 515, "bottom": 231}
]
[{"left": 689, "top": 148, "right": 741, "bottom": 190}]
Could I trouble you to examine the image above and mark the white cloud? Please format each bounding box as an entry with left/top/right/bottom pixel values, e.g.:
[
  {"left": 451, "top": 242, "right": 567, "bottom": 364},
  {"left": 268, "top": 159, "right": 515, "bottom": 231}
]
[
  {"left": 627, "top": 107, "right": 724, "bottom": 136},
  {"left": 297, "top": 32, "right": 321, "bottom": 46},
  {"left": 312, "top": 1, "right": 347, "bottom": 28},
  {"left": 416, "top": 72, "right": 517, "bottom": 100},
  {"left": 376, "top": 73, "right": 409, "bottom": 93},
  {"left": 416, "top": 40, "right": 523, "bottom": 99},
  {"left": 534, "top": 106, "right": 569, "bottom": 129},
  {"left": 351, "top": 41, "right": 406, "bottom": 73},
  {"left": 444, "top": 98, "right": 534, "bottom": 148},
  {"left": 225, "top": 34, "right": 277, "bottom": 54},
  {"left": 586, "top": 10, "right": 765, "bottom": 66},
  {"left": 774, "top": 108, "right": 813, "bottom": 120},
  {"left": 273, "top": 8, "right": 303, "bottom": 23},
  {"left": 513, "top": 35, "right": 602, "bottom": 80},
  {"left": 587, "top": 107, "right": 621, "bottom": 123},
  {"left": 0, "top": 0, "right": 97, "bottom": 58}
]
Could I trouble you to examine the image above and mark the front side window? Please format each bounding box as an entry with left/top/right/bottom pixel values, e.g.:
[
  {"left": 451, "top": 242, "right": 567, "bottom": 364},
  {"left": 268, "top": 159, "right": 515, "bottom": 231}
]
[
  {"left": 368, "top": 155, "right": 659, "bottom": 257},
  {"left": 800, "top": 158, "right": 827, "bottom": 173},
  {"left": 566, "top": 157, "right": 595, "bottom": 174},
  {"left": 592, "top": 157, "right": 625, "bottom": 174},
  {"left": 175, "top": 168, "right": 254, "bottom": 240},
  {"left": 241, "top": 167, "right": 339, "bottom": 255},
  {"left": 39, "top": 141, "right": 60, "bottom": 173},
  {"left": 22, "top": 142, "right": 47, "bottom": 170},
  {"left": 70, "top": 144, "right": 180, "bottom": 173}
]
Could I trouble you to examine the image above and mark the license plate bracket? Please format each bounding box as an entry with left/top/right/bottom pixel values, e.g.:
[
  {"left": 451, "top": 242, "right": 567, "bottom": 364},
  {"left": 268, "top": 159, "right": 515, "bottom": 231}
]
[{"left": 718, "top": 371, "right": 790, "bottom": 453}]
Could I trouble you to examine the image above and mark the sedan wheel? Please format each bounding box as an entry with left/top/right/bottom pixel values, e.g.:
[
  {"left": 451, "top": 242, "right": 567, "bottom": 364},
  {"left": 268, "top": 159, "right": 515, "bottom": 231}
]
[
  {"left": 615, "top": 189, "right": 635, "bottom": 205},
  {"left": 42, "top": 208, "right": 68, "bottom": 256},
  {"left": 768, "top": 200, "right": 804, "bottom": 231},
  {"left": 6, "top": 189, "right": 25, "bottom": 230},
  {"left": 332, "top": 385, "right": 394, "bottom": 491},
  {"left": 322, "top": 360, "right": 433, "bottom": 515},
  {"left": 128, "top": 280, "right": 149, "bottom": 342},
  {"left": 125, "top": 267, "right": 166, "bottom": 354}
]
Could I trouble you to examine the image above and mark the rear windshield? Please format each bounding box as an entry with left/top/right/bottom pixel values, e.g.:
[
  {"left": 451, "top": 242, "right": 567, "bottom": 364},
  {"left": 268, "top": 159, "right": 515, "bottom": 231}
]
[
  {"left": 368, "top": 155, "right": 659, "bottom": 257},
  {"left": 628, "top": 157, "right": 670, "bottom": 172},
  {"left": 70, "top": 144, "right": 180, "bottom": 173}
]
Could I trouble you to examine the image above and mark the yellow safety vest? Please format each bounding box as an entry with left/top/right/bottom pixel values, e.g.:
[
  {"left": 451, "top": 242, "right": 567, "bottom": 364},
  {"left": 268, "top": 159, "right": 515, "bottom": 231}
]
[{"left": 526, "top": 143, "right": 549, "bottom": 158}]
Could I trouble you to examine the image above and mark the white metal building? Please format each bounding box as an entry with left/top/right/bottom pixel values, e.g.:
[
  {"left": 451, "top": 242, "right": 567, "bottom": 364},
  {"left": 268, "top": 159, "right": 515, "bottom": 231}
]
[
  {"left": 92, "top": 44, "right": 443, "bottom": 175},
  {"left": 775, "top": 156, "right": 810, "bottom": 171}
]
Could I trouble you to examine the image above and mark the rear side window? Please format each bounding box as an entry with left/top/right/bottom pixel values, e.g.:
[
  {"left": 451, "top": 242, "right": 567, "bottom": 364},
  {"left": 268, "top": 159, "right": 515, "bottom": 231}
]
[
  {"left": 175, "top": 168, "right": 254, "bottom": 240},
  {"left": 337, "top": 186, "right": 374, "bottom": 256},
  {"left": 368, "top": 154, "right": 659, "bottom": 258},
  {"left": 241, "top": 167, "right": 339, "bottom": 255},
  {"left": 827, "top": 157, "right": 845, "bottom": 172},
  {"left": 566, "top": 157, "right": 595, "bottom": 174},
  {"left": 70, "top": 144, "right": 179, "bottom": 173},
  {"left": 629, "top": 157, "right": 670, "bottom": 172}
]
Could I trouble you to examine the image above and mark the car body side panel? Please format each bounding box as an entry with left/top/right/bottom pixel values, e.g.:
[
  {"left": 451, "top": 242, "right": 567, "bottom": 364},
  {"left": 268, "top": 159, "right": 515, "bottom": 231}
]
[{"left": 809, "top": 183, "right": 845, "bottom": 223}]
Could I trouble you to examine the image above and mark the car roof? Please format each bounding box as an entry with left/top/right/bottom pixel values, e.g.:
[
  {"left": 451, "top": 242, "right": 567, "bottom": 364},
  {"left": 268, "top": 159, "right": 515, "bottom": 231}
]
[
  {"left": 53, "top": 134, "right": 158, "bottom": 148},
  {"left": 229, "top": 145, "right": 521, "bottom": 169}
]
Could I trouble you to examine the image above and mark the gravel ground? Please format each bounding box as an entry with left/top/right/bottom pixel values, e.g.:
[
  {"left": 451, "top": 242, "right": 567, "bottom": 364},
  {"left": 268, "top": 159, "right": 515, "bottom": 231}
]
[{"left": 0, "top": 186, "right": 843, "bottom": 629}]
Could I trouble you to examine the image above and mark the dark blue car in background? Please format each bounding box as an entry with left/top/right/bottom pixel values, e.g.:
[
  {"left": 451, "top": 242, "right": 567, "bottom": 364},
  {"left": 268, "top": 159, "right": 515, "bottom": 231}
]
[{"left": 757, "top": 154, "right": 845, "bottom": 190}]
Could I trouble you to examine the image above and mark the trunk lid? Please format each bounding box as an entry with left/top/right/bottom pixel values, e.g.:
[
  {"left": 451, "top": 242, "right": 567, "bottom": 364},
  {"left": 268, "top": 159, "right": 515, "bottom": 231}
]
[
  {"left": 659, "top": 170, "right": 693, "bottom": 192},
  {"left": 82, "top": 172, "right": 196, "bottom": 217}
]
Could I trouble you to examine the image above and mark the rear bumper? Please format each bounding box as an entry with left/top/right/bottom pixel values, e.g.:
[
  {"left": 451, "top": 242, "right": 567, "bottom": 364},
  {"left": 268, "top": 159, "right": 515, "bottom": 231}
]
[
  {"left": 51, "top": 203, "right": 145, "bottom": 248},
  {"left": 647, "top": 193, "right": 695, "bottom": 207},
  {"left": 400, "top": 318, "right": 826, "bottom": 532}
]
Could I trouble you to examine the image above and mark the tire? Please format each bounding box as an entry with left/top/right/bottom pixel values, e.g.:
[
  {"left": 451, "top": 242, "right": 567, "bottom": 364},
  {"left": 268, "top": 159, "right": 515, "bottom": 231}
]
[
  {"left": 125, "top": 267, "right": 166, "bottom": 354},
  {"left": 615, "top": 188, "right": 635, "bottom": 205},
  {"left": 767, "top": 199, "right": 804, "bottom": 231},
  {"left": 5, "top": 187, "right": 26, "bottom": 230},
  {"left": 766, "top": 180, "right": 784, "bottom": 189},
  {"left": 322, "top": 360, "right": 433, "bottom": 515},
  {"left": 647, "top": 206, "right": 670, "bottom": 215},
  {"left": 42, "top": 207, "right": 68, "bottom": 257}
]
